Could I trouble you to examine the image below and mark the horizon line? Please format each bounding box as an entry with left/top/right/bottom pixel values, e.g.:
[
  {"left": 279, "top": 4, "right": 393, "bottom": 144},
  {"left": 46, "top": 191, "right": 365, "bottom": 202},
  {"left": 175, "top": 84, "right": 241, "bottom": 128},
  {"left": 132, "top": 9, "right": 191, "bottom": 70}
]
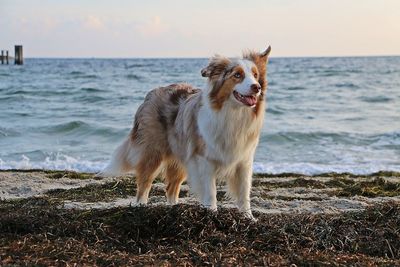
[{"left": 21, "top": 54, "right": 400, "bottom": 60}]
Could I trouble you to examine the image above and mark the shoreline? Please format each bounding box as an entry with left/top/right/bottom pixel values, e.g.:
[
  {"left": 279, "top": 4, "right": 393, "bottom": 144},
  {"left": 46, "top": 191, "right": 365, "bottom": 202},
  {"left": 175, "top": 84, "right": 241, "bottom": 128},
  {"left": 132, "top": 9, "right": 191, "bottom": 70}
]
[
  {"left": 1, "top": 168, "right": 400, "bottom": 176},
  {"left": 1, "top": 169, "right": 399, "bottom": 211}
]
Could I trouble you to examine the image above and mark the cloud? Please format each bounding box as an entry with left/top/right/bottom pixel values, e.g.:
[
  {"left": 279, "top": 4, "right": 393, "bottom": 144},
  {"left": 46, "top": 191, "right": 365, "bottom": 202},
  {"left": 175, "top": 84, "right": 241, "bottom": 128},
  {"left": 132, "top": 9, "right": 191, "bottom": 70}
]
[
  {"left": 136, "top": 16, "right": 168, "bottom": 37},
  {"left": 42, "top": 17, "right": 59, "bottom": 32},
  {"left": 83, "top": 15, "right": 105, "bottom": 30}
]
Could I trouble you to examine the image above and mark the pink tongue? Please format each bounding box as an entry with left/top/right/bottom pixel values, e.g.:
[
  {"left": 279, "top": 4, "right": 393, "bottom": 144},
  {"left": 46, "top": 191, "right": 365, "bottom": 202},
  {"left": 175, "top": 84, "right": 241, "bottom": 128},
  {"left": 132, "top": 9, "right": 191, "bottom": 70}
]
[{"left": 242, "top": 95, "right": 257, "bottom": 106}]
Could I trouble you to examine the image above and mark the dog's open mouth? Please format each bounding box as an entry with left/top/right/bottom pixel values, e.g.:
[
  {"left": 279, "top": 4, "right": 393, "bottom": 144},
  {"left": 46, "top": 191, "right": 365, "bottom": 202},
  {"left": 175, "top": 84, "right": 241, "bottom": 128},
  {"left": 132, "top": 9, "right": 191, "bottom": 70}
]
[{"left": 233, "top": 91, "right": 257, "bottom": 107}]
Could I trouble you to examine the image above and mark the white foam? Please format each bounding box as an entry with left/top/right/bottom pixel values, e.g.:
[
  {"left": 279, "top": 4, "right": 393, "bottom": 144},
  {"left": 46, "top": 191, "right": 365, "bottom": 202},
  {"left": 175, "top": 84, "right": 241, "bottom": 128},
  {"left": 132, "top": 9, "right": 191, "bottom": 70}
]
[
  {"left": 253, "top": 162, "right": 400, "bottom": 175},
  {"left": 1, "top": 155, "right": 399, "bottom": 175},
  {"left": 0, "top": 154, "right": 106, "bottom": 173}
]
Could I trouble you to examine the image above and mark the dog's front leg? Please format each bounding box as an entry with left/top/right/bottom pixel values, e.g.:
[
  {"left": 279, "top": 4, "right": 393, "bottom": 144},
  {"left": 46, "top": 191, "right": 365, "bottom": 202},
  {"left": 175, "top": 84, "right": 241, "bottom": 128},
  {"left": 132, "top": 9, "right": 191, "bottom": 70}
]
[
  {"left": 187, "top": 157, "right": 217, "bottom": 210},
  {"left": 200, "top": 174, "right": 217, "bottom": 210},
  {"left": 228, "top": 161, "right": 254, "bottom": 219}
]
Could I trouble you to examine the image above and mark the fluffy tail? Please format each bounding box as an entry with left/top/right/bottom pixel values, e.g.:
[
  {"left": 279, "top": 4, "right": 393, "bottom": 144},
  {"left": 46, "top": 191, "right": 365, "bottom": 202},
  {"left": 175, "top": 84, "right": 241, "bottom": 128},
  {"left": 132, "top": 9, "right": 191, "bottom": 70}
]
[{"left": 98, "top": 137, "right": 139, "bottom": 177}]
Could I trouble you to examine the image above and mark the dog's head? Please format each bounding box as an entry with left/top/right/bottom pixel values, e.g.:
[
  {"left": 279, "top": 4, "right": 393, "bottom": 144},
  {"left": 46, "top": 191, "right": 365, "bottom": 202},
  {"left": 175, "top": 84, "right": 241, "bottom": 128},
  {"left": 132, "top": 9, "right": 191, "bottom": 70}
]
[{"left": 201, "top": 46, "right": 271, "bottom": 112}]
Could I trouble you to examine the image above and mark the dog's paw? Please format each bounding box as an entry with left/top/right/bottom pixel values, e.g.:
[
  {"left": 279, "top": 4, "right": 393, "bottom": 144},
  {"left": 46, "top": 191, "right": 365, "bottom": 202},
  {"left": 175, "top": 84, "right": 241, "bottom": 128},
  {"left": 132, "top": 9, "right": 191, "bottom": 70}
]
[
  {"left": 131, "top": 200, "right": 148, "bottom": 207},
  {"left": 166, "top": 198, "right": 179, "bottom": 205},
  {"left": 201, "top": 204, "right": 218, "bottom": 212},
  {"left": 243, "top": 210, "right": 257, "bottom": 222}
]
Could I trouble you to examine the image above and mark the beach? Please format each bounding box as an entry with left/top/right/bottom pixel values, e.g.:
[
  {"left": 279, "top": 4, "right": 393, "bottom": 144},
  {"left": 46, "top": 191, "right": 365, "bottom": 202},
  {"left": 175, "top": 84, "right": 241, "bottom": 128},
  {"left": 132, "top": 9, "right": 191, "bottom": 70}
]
[
  {"left": 2, "top": 0, "right": 399, "bottom": 265},
  {"left": 1, "top": 170, "right": 399, "bottom": 265}
]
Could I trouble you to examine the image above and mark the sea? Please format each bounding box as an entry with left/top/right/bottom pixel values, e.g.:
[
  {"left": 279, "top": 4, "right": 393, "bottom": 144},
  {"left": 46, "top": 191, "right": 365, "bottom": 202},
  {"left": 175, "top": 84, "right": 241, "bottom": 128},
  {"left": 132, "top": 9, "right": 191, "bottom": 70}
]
[{"left": 0, "top": 57, "right": 399, "bottom": 175}]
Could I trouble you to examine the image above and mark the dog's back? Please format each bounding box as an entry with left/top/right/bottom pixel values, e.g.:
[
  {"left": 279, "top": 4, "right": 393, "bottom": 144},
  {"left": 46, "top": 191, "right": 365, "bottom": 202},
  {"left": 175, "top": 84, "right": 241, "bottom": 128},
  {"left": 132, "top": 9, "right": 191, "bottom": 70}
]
[{"left": 102, "top": 83, "right": 199, "bottom": 174}]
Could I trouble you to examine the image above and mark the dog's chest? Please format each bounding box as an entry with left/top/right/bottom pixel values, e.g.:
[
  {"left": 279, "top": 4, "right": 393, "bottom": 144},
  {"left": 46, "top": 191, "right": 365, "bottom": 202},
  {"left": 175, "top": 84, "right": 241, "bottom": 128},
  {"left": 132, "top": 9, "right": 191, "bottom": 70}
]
[{"left": 198, "top": 107, "right": 262, "bottom": 164}]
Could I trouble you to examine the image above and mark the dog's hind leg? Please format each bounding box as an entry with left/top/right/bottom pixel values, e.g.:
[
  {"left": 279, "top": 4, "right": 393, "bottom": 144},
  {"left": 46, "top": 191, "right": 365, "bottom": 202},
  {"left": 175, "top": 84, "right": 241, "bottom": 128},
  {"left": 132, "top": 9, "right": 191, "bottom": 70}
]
[
  {"left": 135, "top": 153, "right": 163, "bottom": 204},
  {"left": 164, "top": 160, "right": 186, "bottom": 205}
]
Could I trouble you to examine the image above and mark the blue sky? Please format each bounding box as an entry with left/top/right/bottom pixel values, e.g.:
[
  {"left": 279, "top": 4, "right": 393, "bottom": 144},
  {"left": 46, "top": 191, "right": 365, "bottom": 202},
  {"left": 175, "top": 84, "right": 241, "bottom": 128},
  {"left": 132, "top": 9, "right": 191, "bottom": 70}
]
[{"left": 1, "top": 0, "right": 399, "bottom": 57}]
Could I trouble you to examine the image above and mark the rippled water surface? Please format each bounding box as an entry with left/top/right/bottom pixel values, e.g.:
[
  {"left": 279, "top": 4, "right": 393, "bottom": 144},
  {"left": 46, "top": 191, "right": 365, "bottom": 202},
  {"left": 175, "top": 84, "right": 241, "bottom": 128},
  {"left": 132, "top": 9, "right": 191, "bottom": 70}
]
[{"left": 0, "top": 57, "right": 399, "bottom": 174}]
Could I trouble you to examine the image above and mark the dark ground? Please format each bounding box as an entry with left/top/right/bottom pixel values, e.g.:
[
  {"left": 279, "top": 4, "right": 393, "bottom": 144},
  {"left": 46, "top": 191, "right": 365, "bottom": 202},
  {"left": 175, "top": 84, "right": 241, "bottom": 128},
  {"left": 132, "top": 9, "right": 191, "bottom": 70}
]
[
  {"left": 1, "top": 199, "right": 399, "bottom": 266},
  {"left": 0, "top": 170, "right": 399, "bottom": 266}
]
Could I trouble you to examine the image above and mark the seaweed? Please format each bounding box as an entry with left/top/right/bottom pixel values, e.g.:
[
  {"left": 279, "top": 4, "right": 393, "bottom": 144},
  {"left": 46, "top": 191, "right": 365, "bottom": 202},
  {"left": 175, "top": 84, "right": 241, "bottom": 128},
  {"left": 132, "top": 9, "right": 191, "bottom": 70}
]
[
  {"left": 0, "top": 201, "right": 399, "bottom": 266},
  {"left": 335, "top": 177, "right": 400, "bottom": 197},
  {"left": 1, "top": 170, "right": 400, "bottom": 265},
  {"left": 44, "top": 179, "right": 190, "bottom": 203},
  {"left": 254, "top": 177, "right": 327, "bottom": 189},
  {"left": 46, "top": 170, "right": 96, "bottom": 180},
  {"left": 254, "top": 176, "right": 400, "bottom": 198},
  {"left": 45, "top": 179, "right": 139, "bottom": 202}
]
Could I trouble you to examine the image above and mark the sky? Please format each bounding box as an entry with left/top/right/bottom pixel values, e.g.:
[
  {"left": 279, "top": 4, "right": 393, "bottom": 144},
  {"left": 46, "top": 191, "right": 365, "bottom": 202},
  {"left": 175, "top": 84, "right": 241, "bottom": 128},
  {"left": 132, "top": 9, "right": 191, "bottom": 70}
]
[{"left": 1, "top": 0, "right": 399, "bottom": 58}]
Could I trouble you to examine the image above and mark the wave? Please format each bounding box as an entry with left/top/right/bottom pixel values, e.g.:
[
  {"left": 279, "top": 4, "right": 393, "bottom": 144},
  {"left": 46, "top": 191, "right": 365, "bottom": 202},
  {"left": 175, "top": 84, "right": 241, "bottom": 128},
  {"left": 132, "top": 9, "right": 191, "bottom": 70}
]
[
  {"left": 287, "top": 86, "right": 305, "bottom": 91},
  {"left": 316, "top": 69, "right": 362, "bottom": 77},
  {"left": 261, "top": 131, "right": 400, "bottom": 147},
  {"left": 0, "top": 155, "right": 106, "bottom": 173},
  {"left": 334, "top": 82, "right": 359, "bottom": 89},
  {"left": 359, "top": 95, "right": 393, "bottom": 103},
  {"left": 266, "top": 107, "right": 284, "bottom": 115},
  {"left": 1, "top": 155, "right": 399, "bottom": 175},
  {"left": 0, "top": 128, "right": 19, "bottom": 137},
  {"left": 80, "top": 87, "right": 107, "bottom": 93},
  {"left": 0, "top": 95, "right": 27, "bottom": 102},
  {"left": 370, "top": 131, "right": 400, "bottom": 147},
  {"left": 35, "top": 121, "right": 128, "bottom": 139},
  {"left": 69, "top": 71, "right": 84, "bottom": 75},
  {"left": 126, "top": 74, "right": 143, "bottom": 80},
  {"left": 4, "top": 89, "right": 73, "bottom": 97},
  {"left": 68, "top": 71, "right": 99, "bottom": 79},
  {"left": 261, "top": 131, "right": 353, "bottom": 144},
  {"left": 5, "top": 90, "right": 33, "bottom": 95},
  {"left": 40, "top": 121, "right": 90, "bottom": 134},
  {"left": 124, "top": 63, "right": 154, "bottom": 69},
  {"left": 253, "top": 162, "right": 400, "bottom": 175},
  {"left": 73, "top": 95, "right": 108, "bottom": 103},
  {"left": 80, "top": 74, "right": 99, "bottom": 79},
  {"left": 317, "top": 70, "right": 346, "bottom": 77}
]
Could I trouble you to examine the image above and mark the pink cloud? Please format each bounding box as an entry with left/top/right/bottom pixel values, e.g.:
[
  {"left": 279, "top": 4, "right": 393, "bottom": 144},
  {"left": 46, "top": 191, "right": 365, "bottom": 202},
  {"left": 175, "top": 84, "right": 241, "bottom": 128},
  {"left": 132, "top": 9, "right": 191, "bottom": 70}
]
[
  {"left": 136, "top": 16, "right": 169, "bottom": 37},
  {"left": 83, "top": 15, "right": 105, "bottom": 30}
]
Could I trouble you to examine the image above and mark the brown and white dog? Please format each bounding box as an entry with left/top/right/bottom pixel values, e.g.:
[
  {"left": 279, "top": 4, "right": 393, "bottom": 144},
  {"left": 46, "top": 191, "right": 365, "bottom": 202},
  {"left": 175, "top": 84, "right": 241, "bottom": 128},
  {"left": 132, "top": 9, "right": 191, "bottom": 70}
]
[{"left": 101, "top": 46, "right": 271, "bottom": 218}]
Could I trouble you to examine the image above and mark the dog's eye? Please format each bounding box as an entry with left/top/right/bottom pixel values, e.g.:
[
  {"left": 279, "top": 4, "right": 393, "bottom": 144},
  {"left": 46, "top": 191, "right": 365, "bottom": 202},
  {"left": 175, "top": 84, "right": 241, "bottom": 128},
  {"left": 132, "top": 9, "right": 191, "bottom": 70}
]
[
  {"left": 234, "top": 73, "right": 242, "bottom": 79},
  {"left": 253, "top": 72, "right": 258, "bottom": 78}
]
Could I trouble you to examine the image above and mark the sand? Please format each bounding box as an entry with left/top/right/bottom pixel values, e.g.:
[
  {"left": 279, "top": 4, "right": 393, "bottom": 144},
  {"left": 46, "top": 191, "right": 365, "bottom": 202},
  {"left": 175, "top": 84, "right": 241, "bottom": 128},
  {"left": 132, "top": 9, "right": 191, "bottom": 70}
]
[
  {"left": 0, "top": 170, "right": 116, "bottom": 199},
  {"left": 1, "top": 170, "right": 399, "bottom": 214}
]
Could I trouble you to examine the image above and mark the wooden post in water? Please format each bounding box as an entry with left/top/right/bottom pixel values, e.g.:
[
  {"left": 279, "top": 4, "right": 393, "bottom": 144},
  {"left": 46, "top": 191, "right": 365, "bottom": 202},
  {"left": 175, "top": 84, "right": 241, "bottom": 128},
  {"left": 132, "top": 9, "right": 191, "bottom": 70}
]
[
  {"left": 1, "top": 50, "right": 3, "bottom": 64},
  {"left": 15, "top": 45, "right": 23, "bottom": 65},
  {"left": 6, "top": 50, "right": 9, "bottom": 64}
]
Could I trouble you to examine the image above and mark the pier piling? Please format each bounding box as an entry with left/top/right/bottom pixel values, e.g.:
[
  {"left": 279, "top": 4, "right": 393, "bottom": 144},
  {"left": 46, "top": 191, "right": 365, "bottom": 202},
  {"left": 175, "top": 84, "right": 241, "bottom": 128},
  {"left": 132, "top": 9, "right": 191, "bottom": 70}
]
[
  {"left": 1, "top": 50, "right": 3, "bottom": 64},
  {"left": 14, "top": 45, "right": 23, "bottom": 65},
  {"left": 6, "top": 51, "right": 9, "bottom": 64}
]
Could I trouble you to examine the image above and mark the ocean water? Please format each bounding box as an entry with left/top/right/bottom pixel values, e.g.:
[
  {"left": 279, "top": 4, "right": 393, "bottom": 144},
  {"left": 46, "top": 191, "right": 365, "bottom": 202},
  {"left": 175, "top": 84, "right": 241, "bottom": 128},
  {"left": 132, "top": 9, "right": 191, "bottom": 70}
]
[{"left": 0, "top": 57, "right": 399, "bottom": 175}]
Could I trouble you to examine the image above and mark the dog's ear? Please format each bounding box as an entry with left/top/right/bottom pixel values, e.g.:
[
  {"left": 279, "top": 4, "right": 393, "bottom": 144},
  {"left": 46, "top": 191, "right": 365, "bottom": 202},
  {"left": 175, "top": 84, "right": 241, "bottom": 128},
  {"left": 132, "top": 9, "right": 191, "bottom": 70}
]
[
  {"left": 201, "top": 67, "right": 211, "bottom": 77},
  {"left": 201, "top": 55, "right": 231, "bottom": 78},
  {"left": 259, "top": 45, "right": 272, "bottom": 60},
  {"left": 243, "top": 45, "right": 272, "bottom": 63},
  {"left": 243, "top": 46, "right": 271, "bottom": 91}
]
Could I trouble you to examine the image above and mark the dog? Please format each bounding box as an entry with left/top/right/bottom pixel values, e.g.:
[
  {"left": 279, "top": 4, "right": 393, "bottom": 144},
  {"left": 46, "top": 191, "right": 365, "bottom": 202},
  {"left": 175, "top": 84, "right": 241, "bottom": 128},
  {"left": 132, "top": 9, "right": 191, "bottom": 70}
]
[{"left": 101, "top": 46, "right": 271, "bottom": 218}]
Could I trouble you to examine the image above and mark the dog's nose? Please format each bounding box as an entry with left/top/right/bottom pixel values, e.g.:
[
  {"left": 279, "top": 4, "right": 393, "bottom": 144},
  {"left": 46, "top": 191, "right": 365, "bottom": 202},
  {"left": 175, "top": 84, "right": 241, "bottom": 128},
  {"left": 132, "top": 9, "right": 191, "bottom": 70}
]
[{"left": 250, "top": 84, "right": 261, "bottom": 94}]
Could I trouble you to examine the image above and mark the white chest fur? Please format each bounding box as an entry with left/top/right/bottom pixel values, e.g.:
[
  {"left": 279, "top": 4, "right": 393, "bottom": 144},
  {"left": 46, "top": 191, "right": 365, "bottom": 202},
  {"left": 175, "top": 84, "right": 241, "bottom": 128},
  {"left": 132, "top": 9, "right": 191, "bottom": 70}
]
[{"left": 197, "top": 97, "right": 264, "bottom": 166}]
